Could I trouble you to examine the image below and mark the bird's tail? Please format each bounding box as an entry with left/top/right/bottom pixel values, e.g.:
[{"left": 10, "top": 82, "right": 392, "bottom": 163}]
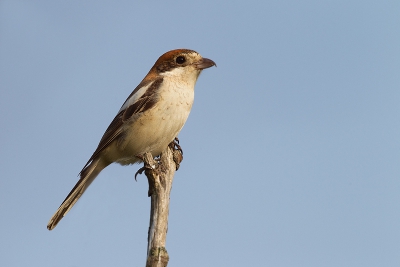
[{"left": 47, "top": 158, "right": 105, "bottom": 230}]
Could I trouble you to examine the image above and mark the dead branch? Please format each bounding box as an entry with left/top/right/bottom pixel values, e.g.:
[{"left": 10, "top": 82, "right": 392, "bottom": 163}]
[{"left": 142, "top": 146, "right": 182, "bottom": 267}]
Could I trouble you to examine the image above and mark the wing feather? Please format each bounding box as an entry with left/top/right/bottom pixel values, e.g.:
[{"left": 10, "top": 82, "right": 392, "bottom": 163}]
[{"left": 79, "top": 78, "right": 164, "bottom": 174}]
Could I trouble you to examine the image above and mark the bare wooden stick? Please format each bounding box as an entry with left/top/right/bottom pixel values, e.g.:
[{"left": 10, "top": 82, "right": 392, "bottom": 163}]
[{"left": 142, "top": 146, "right": 183, "bottom": 267}]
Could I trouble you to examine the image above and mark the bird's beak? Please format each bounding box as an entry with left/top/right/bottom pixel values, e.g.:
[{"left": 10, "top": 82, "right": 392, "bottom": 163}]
[{"left": 194, "top": 58, "right": 216, "bottom": 70}]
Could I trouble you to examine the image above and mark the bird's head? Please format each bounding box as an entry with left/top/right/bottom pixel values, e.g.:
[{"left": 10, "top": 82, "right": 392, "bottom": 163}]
[{"left": 144, "top": 49, "right": 216, "bottom": 83}]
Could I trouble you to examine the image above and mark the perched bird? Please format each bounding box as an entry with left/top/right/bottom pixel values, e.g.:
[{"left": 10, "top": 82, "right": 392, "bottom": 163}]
[{"left": 47, "top": 49, "right": 216, "bottom": 230}]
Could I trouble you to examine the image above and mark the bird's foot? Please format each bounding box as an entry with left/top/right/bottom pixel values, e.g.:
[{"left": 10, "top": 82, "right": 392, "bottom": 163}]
[
  {"left": 169, "top": 137, "right": 183, "bottom": 170},
  {"left": 134, "top": 154, "right": 160, "bottom": 181},
  {"left": 169, "top": 137, "right": 183, "bottom": 155}
]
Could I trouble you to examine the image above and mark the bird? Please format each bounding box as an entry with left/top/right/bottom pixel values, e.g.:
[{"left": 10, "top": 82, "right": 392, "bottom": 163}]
[{"left": 47, "top": 49, "right": 216, "bottom": 230}]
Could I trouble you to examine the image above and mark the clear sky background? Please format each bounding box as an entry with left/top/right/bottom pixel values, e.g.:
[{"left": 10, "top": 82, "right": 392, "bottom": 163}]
[{"left": 1, "top": 1, "right": 399, "bottom": 266}]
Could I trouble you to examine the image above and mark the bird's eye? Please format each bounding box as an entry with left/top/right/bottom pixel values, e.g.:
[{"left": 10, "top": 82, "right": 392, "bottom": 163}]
[{"left": 175, "top": 56, "right": 186, "bottom": 64}]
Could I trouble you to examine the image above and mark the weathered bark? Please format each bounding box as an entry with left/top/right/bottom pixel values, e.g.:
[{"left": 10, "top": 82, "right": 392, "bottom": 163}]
[{"left": 142, "top": 146, "right": 182, "bottom": 267}]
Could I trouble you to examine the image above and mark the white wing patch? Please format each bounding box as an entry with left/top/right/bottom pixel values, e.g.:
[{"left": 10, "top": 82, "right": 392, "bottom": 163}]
[{"left": 118, "top": 81, "right": 154, "bottom": 112}]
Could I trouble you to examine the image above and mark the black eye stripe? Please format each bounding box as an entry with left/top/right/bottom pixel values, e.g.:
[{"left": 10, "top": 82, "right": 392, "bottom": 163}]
[{"left": 175, "top": 56, "right": 186, "bottom": 64}]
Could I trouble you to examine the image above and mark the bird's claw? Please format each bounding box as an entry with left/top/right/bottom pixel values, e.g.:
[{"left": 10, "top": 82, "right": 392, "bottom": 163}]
[
  {"left": 169, "top": 137, "right": 183, "bottom": 155},
  {"left": 169, "top": 137, "right": 183, "bottom": 170},
  {"left": 135, "top": 154, "right": 160, "bottom": 181},
  {"left": 134, "top": 166, "right": 146, "bottom": 181}
]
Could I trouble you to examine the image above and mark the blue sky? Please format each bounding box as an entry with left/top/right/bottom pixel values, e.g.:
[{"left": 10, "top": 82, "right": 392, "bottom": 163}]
[{"left": 1, "top": 1, "right": 399, "bottom": 266}]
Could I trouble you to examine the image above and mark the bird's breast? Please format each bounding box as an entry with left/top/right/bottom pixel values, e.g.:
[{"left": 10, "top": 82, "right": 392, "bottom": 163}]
[{"left": 117, "top": 80, "right": 195, "bottom": 162}]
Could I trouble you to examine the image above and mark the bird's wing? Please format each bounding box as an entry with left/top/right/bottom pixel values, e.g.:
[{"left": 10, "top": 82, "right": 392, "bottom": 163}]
[{"left": 79, "top": 78, "right": 164, "bottom": 174}]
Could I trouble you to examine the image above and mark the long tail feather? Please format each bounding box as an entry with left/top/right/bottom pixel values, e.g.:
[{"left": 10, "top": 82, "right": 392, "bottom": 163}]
[{"left": 47, "top": 158, "right": 104, "bottom": 230}]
